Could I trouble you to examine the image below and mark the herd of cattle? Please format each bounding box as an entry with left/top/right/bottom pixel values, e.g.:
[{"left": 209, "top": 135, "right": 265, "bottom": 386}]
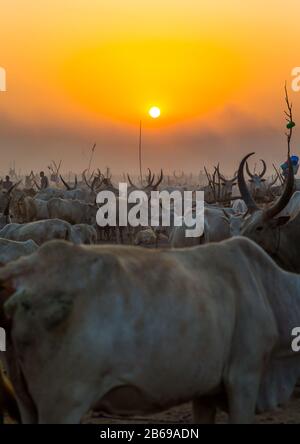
[{"left": 1, "top": 152, "right": 300, "bottom": 424}]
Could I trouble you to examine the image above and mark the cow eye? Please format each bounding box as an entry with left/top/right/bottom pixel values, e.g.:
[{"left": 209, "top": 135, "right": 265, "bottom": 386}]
[{"left": 256, "top": 226, "right": 263, "bottom": 232}]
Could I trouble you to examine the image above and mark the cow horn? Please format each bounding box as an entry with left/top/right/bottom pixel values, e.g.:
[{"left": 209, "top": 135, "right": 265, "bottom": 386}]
[
  {"left": 144, "top": 170, "right": 155, "bottom": 189},
  {"left": 238, "top": 153, "right": 259, "bottom": 213},
  {"left": 127, "top": 174, "right": 137, "bottom": 189},
  {"left": 146, "top": 168, "right": 152, "bottom": 184},
  {"left": 245, "top": 161, "right": 254, "bottom": 179},
  {"left": 269, "top": 171, "right": 280, "bottom": 187},
  {"left": 33, "top": 178, "right": 41, "bottom": 191},
  {"left": 60, "top": 175, "right": 71, "bottom": 190},
  {"left": 72, "top": 175, "right": 78, "bottom": 190},
  {"left": 151, "top": 169, "right": 163, "bottom": 190},
  {"left": 259, "top": 159, "right": 267, "bottom": 178},
  {"left": 264, "top": 156, "right": 294, "bottom": 220},
  {"left": 7, "top": 180, "right": 21, "bottom": 195},
  {"left": 82, "top": 169, "right": 92, "bottom": 190},
  {"left": 93, "top": 174, "right": 104, "bottom": 192},
  {"left": 232, "top": 171, "right": 238, "bottom": 182},
  {"left": 219, "top": 173, "right": 227, "bottom": 183}
]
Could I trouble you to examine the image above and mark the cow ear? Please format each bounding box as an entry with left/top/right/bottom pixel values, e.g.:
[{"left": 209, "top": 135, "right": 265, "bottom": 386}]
[
  {"left": 261, "top": 178, "right": 266, "bottom": 182},
  {"left": 271, "top": 216, "right": 290, "bottom": 227}
]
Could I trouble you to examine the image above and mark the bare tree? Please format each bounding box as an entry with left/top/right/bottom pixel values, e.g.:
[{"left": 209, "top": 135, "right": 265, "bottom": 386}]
[{"left": 284, "top": 82, "right": 295, "bottom": 156}]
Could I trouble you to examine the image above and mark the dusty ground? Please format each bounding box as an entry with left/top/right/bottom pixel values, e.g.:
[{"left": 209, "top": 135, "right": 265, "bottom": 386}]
[
  {"left": 4, "top": 386, "right": 300, "bottom": 425},
  {"left": 82, "top": 386, "right": 300, "bottom": 424}
]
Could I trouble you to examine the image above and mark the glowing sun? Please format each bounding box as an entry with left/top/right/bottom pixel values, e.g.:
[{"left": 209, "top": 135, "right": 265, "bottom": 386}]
[{"left": 149, "top": 106, "right": 161, "bottom": 119}]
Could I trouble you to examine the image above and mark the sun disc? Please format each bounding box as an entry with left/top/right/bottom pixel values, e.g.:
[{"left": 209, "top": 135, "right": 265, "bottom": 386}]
[{"left": 149, "top": 106, "right": 161, "bottom": 118}]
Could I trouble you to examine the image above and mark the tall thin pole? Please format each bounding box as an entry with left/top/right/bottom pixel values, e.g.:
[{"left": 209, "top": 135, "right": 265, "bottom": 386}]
[
  {"left": 88, "top": 143, "right": 96, "bottom": 173},
  {"left": 139, "top": 120, "right": 142, "bottom": 185}
]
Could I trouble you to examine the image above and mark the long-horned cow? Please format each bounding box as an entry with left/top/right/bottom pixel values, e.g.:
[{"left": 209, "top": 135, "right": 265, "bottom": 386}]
[
  {"left": 245, "top": 158, "right": 267, "bottom": 201},
  {"left": 0, "top": 239, "right": 38, "bottom": 264},
  {"left": 238, "top": 153, "right": 300, "bottom": 272},
  {"left": 2, "top": 238, "right": 300, "bottom": 423},
  {"left": 215, "top": 168, "right": 238, "bottom": 202},
  {"left": 0, "top": 219, "right": 80, "bottom": 246},
  {"left": 47, "top": 198, "right": 97, "bottom": 225}
]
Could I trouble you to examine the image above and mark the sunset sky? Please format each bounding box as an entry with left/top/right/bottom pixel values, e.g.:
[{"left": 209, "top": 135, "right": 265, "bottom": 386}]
[{"left": 1, "top": 1, "right": 300, "bottom": 176}]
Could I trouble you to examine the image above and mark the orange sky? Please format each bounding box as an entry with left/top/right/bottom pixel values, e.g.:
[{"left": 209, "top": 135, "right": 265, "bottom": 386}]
[{"left": 1, "top": 1, "right": 300, "bottom": 175}]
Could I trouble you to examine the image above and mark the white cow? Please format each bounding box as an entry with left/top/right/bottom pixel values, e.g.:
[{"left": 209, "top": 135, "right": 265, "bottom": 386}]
[
  {"left": 170, "top": 207, "right": 232, "bottom": 247},
  {"left": 0, "top": 239, "right": 38, "bottom": 264},
  {"left": 35, "top": 187, "right": 94, "bottom": 203},
  {"left": 2, "top": 238, "right": 300, "bottom": 424},
  {"left": 222, "top": 212, "right": 247, "bottom": 237},
  {"left": 12, "top": 196, "right": 49, "bottom": 223},
  {"left": 278, "top": 191, "right": 300, "bottom": 218},
  {"left": 35, "top": 188, "right": 64, "bottom": 201},
  {"left": 72, "top": 224, "right": 97, "bottom": 245},
  {"left": 0, "top": 219, "right": 79, "bottom": 246},
  {"left": 48, "top": 198, "right": 97, "bottom": 225}
]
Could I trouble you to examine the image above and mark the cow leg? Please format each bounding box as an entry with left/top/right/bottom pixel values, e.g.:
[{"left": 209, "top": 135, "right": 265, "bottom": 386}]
[
  {"left": 224, "top": 366, "right": 261, "bottom": 424},
  {"left": 38, "top": 396, "right": 93, "bottom": 424},
  {"left": 127, "top": 227, "right": 133, "bottom": 244},
  {"left": 38, "top": 406, "right": 84, "bottom": 424},
  {"left": 37, "top": 384, "right": 110, "bottom": 424},
  {"left": 18, "top": 402, "right": 37, "bottom": 424},
  {"left": 192, "top": 397, "right": 216, "bottom": 424},
  {"left": 223, "top": 337, "right": 267, "bottom": 424}
]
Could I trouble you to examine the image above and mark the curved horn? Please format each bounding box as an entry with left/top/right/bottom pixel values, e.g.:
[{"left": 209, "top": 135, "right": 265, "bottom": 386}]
[
  {"left": 151, "top": 169, "right": 163, "bottom": 190},
  {"left": 91, "top": 177, "right": 98, "bottom": 192},
  {"left": 72, "top": 175, "right": 78, "bottom": 190},
  {"left": 231, "top": 171, "right": 238, "bottom": 182},
  {"left": 127, "top": 174, "right": 137, "bottom": 189},
  {"left": 259, "top": 159, "right": 267, "bottom": 178},
  {"left": 237, "top": 153, "right": 259, "bottom": 213},
  {"left": 92, "top": 174, "right": 104, "bottom": 191},
  {"left": 144, "top": 170, "right": 155, "bottom": 189},
  {"left": 67, "top": 175, "right": 77, "bottom": 190},
  {"left": 245, "top": 161, "right": 254, "bottom": 179},
  {"left": 264, "top": 156, "right": 294, "bottom": 220},
  {"left": 7, "top": 180, "right": 22, "bottom": 195},
  {"left": 146, "top": 168, "right": 153, "bottom": 185},
  {"left": 269, "top": 172, "right": 279, "bottom": 188},
  {"left": 83, "top": 169, "right": 93, "bottom": 190},
  {"left": 60, "top": 175, "right": 71, "bottom": 190},
  {"left": 33, "top": 178, "right": 41, "bottom": 191},
  {"left": 218, "top": 171, "right": 227, "bottom": 183}
]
